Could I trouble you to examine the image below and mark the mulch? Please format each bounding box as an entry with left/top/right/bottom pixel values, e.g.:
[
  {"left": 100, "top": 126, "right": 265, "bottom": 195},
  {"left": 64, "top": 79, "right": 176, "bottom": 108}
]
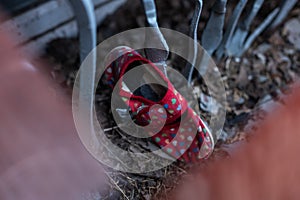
[{"left": 43, "top": 0, "right": 300, "bottom": 199}]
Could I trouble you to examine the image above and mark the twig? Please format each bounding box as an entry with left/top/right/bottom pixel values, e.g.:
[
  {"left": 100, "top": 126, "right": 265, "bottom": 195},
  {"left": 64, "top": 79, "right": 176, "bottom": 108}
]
[{"left": 104, "top": 171, "right": 130, "bottom": 200}]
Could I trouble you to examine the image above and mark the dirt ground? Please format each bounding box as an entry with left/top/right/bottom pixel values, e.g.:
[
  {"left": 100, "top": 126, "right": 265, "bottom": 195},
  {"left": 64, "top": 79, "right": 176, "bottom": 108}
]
[{"left": 43, "top": 0, "right": 300, "bottom": 199}]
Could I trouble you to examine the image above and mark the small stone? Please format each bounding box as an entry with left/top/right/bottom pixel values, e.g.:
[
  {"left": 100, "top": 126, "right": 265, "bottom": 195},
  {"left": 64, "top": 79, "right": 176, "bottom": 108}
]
[{"left": 283, "top": 18, "right": 300, "bottom": 50}]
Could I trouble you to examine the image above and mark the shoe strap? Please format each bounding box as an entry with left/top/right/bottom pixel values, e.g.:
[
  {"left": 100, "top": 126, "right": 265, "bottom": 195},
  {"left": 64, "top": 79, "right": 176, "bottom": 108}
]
[{"left": 105, "top": 49, "right": 188, "bottom": 124}]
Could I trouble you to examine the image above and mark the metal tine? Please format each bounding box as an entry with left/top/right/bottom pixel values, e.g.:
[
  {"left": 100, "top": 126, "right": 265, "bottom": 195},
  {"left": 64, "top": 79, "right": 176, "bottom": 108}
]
[
  {"left": 202, "top": 0, "right": 227, "bottom": 56},
  {"left": 227, "top": 0, "right": 264, "bottom": 57},
  {"left": 241, "top": 0, "right": 264, "bottom": 31},
  {"left": 141, "top": 0, "right": 169, "bottom": 76},
  {"left": 139, "top": 0, "right": 169, "bottom": 101},
  {"left": 182, "top": 0, "right": 203, "bottom": 85},
  {"left": 215, "top": 0, "right": 248, "bottom": 61},
  {"left": 69, "top": 0, "right": 97, "bottom": 136},
  {"left": 241, "top": 8, "right": 279, "bottom": 57},
  {"left": 269, "top": 0, "right": 297, "bottom": 30}
]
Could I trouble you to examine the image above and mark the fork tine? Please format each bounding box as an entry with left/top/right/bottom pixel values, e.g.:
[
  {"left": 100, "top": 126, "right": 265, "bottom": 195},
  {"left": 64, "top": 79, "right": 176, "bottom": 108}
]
[
  {"left": 141, "top": 0, "right": 169, "bottom": 75},
  {"left": 201, "top": 0, "right": 227, "bottom": 56},
  {"left": 69, "top": 0, "right": 97, "bottom": 134},
  {"left": 215, "top": 0, "right": 248, "bottom": 60},
  {"left": 241, "top": 8, "right": 279, "bottom": 57},
  {"left": 269, "top": 0, "right": 297, "bottom": 30},
  {"left": 227, "top": 0, "right": 264, "bottom": 57},
  {"left": 182, "top": 0, "right": 203, "bottom": 85}
]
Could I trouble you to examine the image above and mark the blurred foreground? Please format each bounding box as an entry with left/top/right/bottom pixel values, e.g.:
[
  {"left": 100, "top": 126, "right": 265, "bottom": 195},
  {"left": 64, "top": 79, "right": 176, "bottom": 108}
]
[
  {"left": 174, "top": 85, "right": 300, "bottom": 199},
  {"left": 1, "top": 7, "right": 300, "bottom": 199},
  {"left": 0, "top": 18, "right": 106, "bottom": 200}
]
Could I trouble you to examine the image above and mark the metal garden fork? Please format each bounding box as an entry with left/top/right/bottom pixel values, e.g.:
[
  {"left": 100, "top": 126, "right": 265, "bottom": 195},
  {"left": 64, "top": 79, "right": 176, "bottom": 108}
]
[
  {"left": 141, "top": 0, "right": 203, "bottom": 85},
  {"left": 204, "top": 0, "right": 298, "bottom": 60},
  {"left": 141, "top": 0, "right": 169, "bottom": 76},
  {"left": 69, "top": 0, "right": 97, "bottom": 138},
  {"left": 141, "top": 0, "right": 297, "bottom": 83}
]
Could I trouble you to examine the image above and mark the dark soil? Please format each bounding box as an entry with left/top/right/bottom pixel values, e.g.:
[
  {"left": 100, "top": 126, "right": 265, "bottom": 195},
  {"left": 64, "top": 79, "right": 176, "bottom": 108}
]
[{"left": 43, "top": 0, "right": 300, "bottom": 199}]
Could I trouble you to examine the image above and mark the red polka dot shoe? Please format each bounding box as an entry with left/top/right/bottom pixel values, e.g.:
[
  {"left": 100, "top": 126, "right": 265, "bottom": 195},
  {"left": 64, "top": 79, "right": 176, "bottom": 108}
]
[{"left": 103, "top": 46, "right": 214, "bottom": 162}]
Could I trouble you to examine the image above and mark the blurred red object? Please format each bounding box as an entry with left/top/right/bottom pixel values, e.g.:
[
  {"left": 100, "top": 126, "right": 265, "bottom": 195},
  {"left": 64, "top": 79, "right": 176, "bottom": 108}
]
[
  {"left": 0, "top": 15, "right": 106, "bottom": 199},
  {"left": 174, "top": 86, "right": 300, "bottom": 200}
]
